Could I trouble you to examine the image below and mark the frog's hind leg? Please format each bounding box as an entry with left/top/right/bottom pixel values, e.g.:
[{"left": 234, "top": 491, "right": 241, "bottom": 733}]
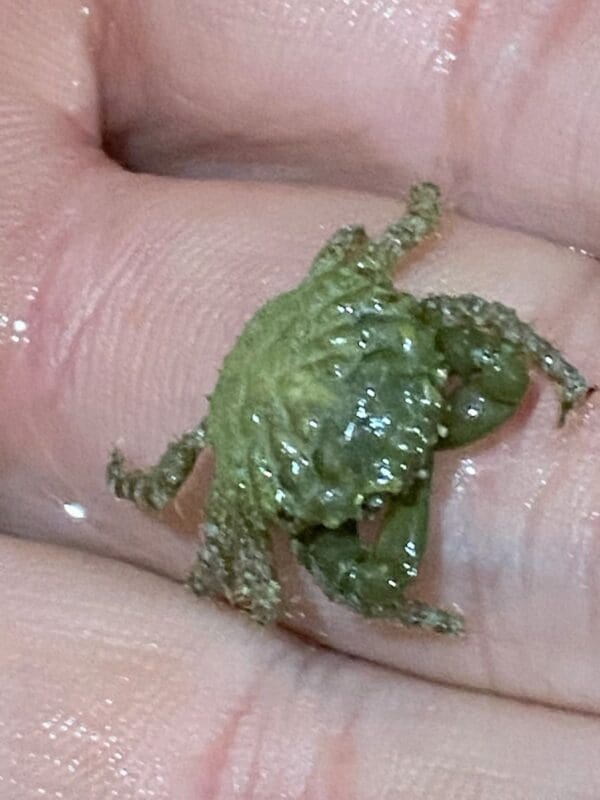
[
  {"left": 293, "top": 479, "right": 463, "bottom": 634},
  {"left": 188, "top": 515, "right": 282, "bottom": 625},
  {"left": 430, "top": 324, "right": 533, "bottom": 448},
  {"left": 107, "top": 423, "right": 206, "bottom": 510},
  {"left": 421, "top": 294, "right": 590, "bottom": 424}
]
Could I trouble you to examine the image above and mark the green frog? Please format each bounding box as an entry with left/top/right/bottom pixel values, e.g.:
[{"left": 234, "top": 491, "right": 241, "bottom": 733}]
[{"left": 107, "top": 183, "right": 589, "bottom": 633}]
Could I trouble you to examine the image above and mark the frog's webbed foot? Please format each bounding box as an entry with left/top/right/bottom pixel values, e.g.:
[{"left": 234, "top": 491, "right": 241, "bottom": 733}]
[
  {"left": 421, "top": 294, "right": 590, "bottom": 424},
  {"left": 293, "top": 479, "right": 463, "bottom": 634},
  {"left": 107, "top": 423, "right": 206, "bottom": 510},
  {"left": 188, "top": 518, "right": 282, "bottom": 625}
]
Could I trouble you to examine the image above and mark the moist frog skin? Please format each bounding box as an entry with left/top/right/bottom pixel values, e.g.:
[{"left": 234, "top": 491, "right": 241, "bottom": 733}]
[{"left": 107, "top": 183, "right": 589, "bottom": 633}]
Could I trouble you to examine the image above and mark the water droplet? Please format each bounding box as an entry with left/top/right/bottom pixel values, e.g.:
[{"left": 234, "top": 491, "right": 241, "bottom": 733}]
[
  {"left": 343, "top": 421, "right": 356, "bottom": 441},
  {"left": 461, "top": 459, "right": 477, "bottom": 477},
  {"left": 567, "top": 244, "right": 595, "bottom": 258},
  {"left": 63, "top": 502, "right": 87, "bottom": 520},
  {"left": 275, "top": 488, "right": 286, "bottom": 504},
  {"left": 282, "top": 440, "right": 298, "bottom": 455},
  {"left": 377, "top": 463, "right": 394, "bottom": 484}
]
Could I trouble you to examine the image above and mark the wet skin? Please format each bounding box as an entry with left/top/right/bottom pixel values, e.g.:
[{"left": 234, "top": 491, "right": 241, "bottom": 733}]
[
  {"left": 108, "top": 183, "right": 588, "bottom": 633},
  {"left": 1, "top": 2, "right": 600, "bottom": 798}
]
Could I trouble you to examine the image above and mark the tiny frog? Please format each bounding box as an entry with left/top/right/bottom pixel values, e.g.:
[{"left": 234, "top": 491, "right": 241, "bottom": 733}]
[{"left": 107, "top": 183, "right": 590, "bottom": 633}]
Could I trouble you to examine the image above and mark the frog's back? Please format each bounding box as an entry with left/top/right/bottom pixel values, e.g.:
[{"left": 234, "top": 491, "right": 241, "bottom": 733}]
[{"left": 207, "top": 267, "right": 445, "bottom": 529}]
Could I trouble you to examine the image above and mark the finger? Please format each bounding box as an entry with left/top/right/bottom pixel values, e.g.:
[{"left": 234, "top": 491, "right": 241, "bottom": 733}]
[
  {"left": 95, "top": 0, "right": 600, "bottom": 251},
  {"left": 3, "top": 535, "right": 600, "bottom": 800},
  {"left": 2, "top": 0, "right": 600, "bottom": 712},
  {"left": 5, "top": 0, "right": 600, "bottom": 250},
  {"left": 2, "top": 166, "right": 599, "bottom": 711}
]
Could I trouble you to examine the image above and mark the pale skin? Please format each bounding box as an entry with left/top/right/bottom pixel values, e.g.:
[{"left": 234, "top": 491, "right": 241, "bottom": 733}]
[{"left": 1, "top": 2, "right": 600, "bottom": 799}]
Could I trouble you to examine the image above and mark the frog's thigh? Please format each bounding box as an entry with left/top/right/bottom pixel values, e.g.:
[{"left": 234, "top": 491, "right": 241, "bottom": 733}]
[{"left": 436, "top": 330, "right": 530, "bottom": 449}]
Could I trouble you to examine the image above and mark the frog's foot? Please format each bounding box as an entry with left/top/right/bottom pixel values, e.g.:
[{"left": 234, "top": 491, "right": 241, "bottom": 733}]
[
  {"left": 421, "top": 294, "right": 590, "bottom": 423},
  {"left": 188, "top": 519, "right": 282, "bottom": 625},
  {"left": 107, "top": 423, "right": 206, "bottom": 510},
  {"left": 293, "top": 480, "right": 463, "bottom": 634},
  {"left": 368, "top": 182, "right": 442, "bottom": 273}
]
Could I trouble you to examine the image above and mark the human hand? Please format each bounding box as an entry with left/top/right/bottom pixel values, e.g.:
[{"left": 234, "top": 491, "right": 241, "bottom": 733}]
[{"left": 1, "top": 2, "right": 599, "bottom": 797}]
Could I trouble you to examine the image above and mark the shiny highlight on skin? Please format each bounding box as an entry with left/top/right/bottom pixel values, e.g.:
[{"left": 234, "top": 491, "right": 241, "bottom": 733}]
[{"left": 107, "top": 184, "right": 588, "bottom": 631}]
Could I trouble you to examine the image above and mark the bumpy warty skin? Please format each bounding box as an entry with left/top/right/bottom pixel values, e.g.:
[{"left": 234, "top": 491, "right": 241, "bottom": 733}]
[
  {"left": 108, "top": 184, "right": 589, "bottom": 631},
  {"left": 205, "top": 262, "right": 446, "bottom": 533}
]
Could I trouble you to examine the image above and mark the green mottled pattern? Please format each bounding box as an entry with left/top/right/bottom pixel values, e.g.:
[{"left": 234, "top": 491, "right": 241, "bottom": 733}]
[
  {"left": 107, "top": 183, "right": 590, "bottom": 633},
  {"left": 206, "top": 267, "right": 445, "bottom": 532}
]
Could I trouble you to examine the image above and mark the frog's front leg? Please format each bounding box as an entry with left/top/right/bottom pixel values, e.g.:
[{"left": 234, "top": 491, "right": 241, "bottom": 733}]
[
  {"left": 293, "top": 479, "right": 463, "bottom": 634},
  {"left": 309, "top": 182, "right": 442, "bottom": 279},
  {"left": 107, "top": 423, "right": 206, "bottom": 510},
  {"left": 421, "top": 294, "right": 590, "bottom": 422},
  {"left": 367, "top": 182, "right": 441, "bottom": 273},
  {"left": 309, "top": 225, "right": 369, "bottom": 278},
  {"left": 188, "top": 511, "right": 281, "bottom": 624}
]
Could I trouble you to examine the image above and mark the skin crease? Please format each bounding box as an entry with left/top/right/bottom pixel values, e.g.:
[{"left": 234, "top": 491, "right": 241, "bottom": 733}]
[{"left": 0, "top": 0, "right": 600, "bottom": 798}]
